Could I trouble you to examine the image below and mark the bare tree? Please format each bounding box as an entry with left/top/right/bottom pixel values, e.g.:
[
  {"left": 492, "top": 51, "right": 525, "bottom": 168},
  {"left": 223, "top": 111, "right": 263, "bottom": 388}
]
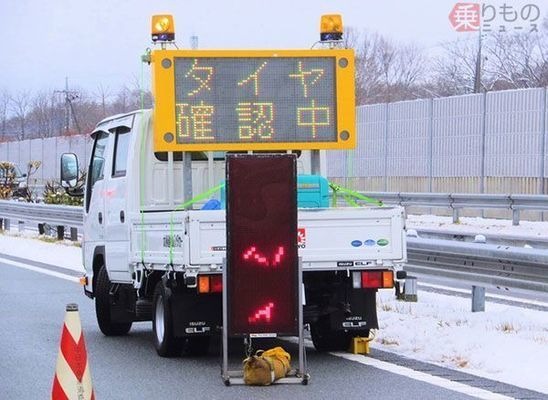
[
  {"left": 111, "top": 85, "right": 131, "bottom": 114},
  {"left": 432, "top": 16, "right": 548, "bottom": 97},
  {"left": 50, "top": 93, "right": 65, "bottom": 136},
  {"left": 484, "top": 32, "right": 546, "bottom": 89},
  {"left": 1, "top": 19, "right": 546, "bottom": 141},
  {"left": 10, "top": 91, "right": 31, "bottom": 140},
  {"left": 94, "top": 84, "right": 111, "bottom": 117},
  {"left": 30, "top": 91, "right": 55, "bottom": 138},
  {"left": 0, "top": 89, "right": 9, "bottom": 139},
  {"left": 348, "top": 29, "right": 427, "bottom": 104},
  {"left": 72, "top": 89, "right": 105, "bottom": 134},
  {"left": 343, "top": 27, "right": 368, "bottom": 105},
  {"left": 130, "top": 73, "right": 153, "bottom": 110},
  {"left": 432, "top": 38, "right": 482, "bottom": 96}
]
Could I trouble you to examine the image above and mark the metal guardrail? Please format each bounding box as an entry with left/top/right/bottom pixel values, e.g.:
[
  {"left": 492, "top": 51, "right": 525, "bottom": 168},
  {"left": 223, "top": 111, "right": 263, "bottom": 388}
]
[
  {"left": 363, "top": 192, "right": 548, "bottom": 225},
  {"left": 412, "top": 228, "right": 548, "bottom": 250},
  {"left": 0, "top": 200, "right": 83, "bottom": 240},
  {"left": 0, "top": 200, "right": 83, "bottom": 227},
  {"left": 406, "top": 237, "right": 548, "bottom": 294},
  {"left": 1, "top": 200, "right": 546, "bottom": 307}
]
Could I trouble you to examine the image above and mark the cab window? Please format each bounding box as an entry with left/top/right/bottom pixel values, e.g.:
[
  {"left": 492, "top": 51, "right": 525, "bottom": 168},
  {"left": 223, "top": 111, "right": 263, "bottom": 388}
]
[
  {"left": 86, "top": 131, "right": 109, "bottom": 212},
  {"left": 112, "top": 126, "right": 131, "bottom": 177}
]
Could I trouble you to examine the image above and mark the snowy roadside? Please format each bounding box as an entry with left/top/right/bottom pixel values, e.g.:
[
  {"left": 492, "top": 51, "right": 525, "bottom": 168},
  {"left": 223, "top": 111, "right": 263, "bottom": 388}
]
[
  {"left": 0, "top": 223, "right": 547, "bottom": 394},
  {"left": 381, "top": 214, "right": 548, "bottom": 393},
  {"left": 374, "top": 290, "right": 548, "bottom": 394},
  {"left": 407, "top": 214, "right": 548, "bottom": 239},
  {"left": 0, "top": 231, "right": 83, "bottom": 272}
]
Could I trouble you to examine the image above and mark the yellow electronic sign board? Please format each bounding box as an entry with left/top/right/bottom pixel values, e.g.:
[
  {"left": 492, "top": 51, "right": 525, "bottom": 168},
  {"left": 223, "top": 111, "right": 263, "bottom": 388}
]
[{"left": 151, "top": 49, "right": 355, "bottom": 151}]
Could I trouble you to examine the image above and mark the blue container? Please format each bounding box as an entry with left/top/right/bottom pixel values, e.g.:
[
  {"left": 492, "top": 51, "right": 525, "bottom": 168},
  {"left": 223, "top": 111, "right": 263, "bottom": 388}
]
[
  {"left": 219, "top": 174, "right": 329, "bottom": 209},
  {"left": 296, "top": 175, "right": 330, "bottom": 208}
]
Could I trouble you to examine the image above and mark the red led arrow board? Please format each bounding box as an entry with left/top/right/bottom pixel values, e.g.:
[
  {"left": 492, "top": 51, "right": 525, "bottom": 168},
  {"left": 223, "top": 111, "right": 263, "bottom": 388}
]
[{"left": 226, "top": 154, "right": 298, "bottom": 336}]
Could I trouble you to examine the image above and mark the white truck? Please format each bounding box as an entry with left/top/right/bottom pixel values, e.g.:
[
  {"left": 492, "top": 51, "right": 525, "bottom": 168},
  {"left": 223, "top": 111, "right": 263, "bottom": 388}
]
[
  {"left": 60, "top": 14, "right": 407, "bottom": 357},
  {"left": 61, "top": 110, "right": 406, "bottom": 355}
]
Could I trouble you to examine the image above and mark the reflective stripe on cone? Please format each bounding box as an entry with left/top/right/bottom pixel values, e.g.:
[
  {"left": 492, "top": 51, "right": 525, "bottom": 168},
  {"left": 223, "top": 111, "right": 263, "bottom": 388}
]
[{"left": 52, "top": 304, "right": 95, "bottom": 400}]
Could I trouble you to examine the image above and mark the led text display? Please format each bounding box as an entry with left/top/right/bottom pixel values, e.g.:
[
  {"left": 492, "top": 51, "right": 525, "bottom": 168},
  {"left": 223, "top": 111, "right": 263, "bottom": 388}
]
[{"left": 151, "top": 50, "right": 355, "bottom": 151}]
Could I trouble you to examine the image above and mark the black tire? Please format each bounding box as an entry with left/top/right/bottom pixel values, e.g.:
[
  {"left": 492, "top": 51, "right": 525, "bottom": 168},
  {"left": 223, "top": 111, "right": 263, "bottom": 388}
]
[
  {"left": 95, "top": 266, "right": 132, "bottom": 336},
  {"left": 152, "top": 281, "right": 183, "bottom": 357},
  {"left": 310, "top": 316, "right": 369, "bottom": 352},
  {"left": 183, "top": 336, "right": 210, "bottom": 356}
]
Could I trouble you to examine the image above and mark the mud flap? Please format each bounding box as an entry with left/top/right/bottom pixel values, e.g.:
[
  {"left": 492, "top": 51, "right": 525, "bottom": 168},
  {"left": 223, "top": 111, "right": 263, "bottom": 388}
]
[
  {"left": 170, "top": 291, "right": 222, "bottom": 337},
  {"left": 329, "top": 289, "right": 378, "bottom": 331}
]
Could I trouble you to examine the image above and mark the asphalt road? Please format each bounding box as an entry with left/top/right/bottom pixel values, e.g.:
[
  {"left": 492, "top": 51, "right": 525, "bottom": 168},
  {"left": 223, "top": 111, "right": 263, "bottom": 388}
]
[{"left": 0, "top": 259, "right": 543, "bottom": 400}]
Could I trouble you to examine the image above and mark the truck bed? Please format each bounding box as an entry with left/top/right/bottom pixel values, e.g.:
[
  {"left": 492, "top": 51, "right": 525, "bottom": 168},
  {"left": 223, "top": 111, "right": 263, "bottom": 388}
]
[{"left": 130, "top": 206, "right": 407, "bottom": 272}]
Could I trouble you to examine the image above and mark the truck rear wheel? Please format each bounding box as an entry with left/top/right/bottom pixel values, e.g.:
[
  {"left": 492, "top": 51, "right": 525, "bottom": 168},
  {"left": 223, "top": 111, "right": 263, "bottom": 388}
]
[
  {"left": 310, "top": 316, "right": 369, "bottom": 352},
  {"left": 153, "top": 281, "right": 183, "bottom": 357},
  {"left": 95, "top": 266, "right": 132, "bottom": 336}
]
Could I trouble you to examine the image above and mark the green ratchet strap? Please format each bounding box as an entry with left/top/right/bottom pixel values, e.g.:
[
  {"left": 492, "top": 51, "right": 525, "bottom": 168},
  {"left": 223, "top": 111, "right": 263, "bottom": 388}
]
[
  {"left": 164, "top": 178, "right": 379, "bottom": 264},
  {"left": 168, "top": 183, "right": 225, "bottom": 265},
  {"left": 328, "top": 181, "right": 383, "bottom": 208},
  {"left": 166, "top": 181, "right": 379, "bottom": 263}
]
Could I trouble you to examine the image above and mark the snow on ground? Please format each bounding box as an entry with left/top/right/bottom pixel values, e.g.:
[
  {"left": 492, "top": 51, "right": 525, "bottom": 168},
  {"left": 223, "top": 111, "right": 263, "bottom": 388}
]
[
  {"left": 0, "top": 231, "right": 83, "bottom": 272},
  {"left": 0, "top": 217, "right": 547, "bottom": 394},
  {"left": 407, "top": 214, "right": 548, "bottom": 239},
  {"left": 374, "top": 289, "right": 548, "bottom": 394}
]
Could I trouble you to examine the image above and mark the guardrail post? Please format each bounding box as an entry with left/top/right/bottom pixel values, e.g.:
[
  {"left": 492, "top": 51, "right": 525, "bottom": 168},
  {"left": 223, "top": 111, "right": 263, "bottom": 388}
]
[
  {"left": 452, "top": 208, "right": 460, "bottom": 224},
  {"left": 38, "top": 223, "right": 45, "bottom": 235},
  {"left": 512, "top": 209, "right": 520, "bottom": 226},
  {"left": 471, "top": 286, "right": 485, "bottom": 312},
  {"left": 18, "top": 220, "right": 25, "bottom": 233},
  {"left": 57, "top": 226, "right": 65, "bottom": 241},
  {"left": 70, "top": 227, "right": 78, "bottom": 241},
  {"left": 3, "top": 218, "right": 9, "bottom": 231},
  {"left": 0, "top": 218, "right": 3, "bottom": 231},
  {"left": 401, "top": 276, "right": 418, "bottom": 302}
]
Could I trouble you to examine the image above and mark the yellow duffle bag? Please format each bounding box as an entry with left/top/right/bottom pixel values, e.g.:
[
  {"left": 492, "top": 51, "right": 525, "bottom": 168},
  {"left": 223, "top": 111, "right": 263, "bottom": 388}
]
[{"left": 243, "top": 346, "right": 291, "bottom": 386}]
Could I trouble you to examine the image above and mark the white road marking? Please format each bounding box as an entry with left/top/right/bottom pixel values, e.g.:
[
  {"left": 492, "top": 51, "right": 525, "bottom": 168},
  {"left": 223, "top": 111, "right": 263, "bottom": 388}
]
[
  {"left": 282, "top": 337, "right": 515, "bottom": 399},
  {"left": 0, "top": 256, "right": 525, "bottom": 399},
  {"left": 0, "top": 256, "right": 79, "bottom": 283},
  {"left": 331, "top": 352, "right": 515, "bottom": 400},
  {"left": 418, "top": 282, "right": 548, "bottom": 308}
]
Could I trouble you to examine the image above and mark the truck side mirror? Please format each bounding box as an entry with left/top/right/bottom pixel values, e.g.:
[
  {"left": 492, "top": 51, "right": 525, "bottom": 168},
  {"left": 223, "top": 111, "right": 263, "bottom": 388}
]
[{"left": 60, "top": 153, "right": 79, "bottom": 188}]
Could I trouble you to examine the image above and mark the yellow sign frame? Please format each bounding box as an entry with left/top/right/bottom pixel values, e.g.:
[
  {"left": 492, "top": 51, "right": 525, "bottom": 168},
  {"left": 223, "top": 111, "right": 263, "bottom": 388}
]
[{"left": 151, "top": 49, "right": 355, "bottom": 151}]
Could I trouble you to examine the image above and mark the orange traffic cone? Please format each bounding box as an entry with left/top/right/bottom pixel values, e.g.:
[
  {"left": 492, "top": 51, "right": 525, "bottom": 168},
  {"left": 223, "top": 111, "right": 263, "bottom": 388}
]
[{"left": 52, "top": 303, "right": 95, "bottom": 400}]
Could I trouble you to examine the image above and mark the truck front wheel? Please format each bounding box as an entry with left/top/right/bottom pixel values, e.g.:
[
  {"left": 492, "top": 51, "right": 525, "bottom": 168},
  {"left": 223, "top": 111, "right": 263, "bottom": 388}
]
[
  {"left": 95, "top": 266, "right": 132, "bottom": 336},
  {"left": 153, "top": 281, "right": 183, "bottom": 357}
]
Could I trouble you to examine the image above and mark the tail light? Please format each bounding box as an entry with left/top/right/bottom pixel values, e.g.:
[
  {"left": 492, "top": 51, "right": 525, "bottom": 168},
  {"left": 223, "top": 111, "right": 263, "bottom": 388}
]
[
  {"left": 352, "top": 270, "right": 393, "bottom": 289},
  {"left": 198, "top": 275, "right": 223, "bottom": 294}
]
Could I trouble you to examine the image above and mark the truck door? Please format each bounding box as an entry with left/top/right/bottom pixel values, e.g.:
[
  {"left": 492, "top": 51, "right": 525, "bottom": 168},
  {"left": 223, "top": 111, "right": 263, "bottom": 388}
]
[
  {"left": 103, "top": 125, "right": 132, "bottom": 282},
  {"left": 84, "top": 130, "right": 109, "bottom": 271}
]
